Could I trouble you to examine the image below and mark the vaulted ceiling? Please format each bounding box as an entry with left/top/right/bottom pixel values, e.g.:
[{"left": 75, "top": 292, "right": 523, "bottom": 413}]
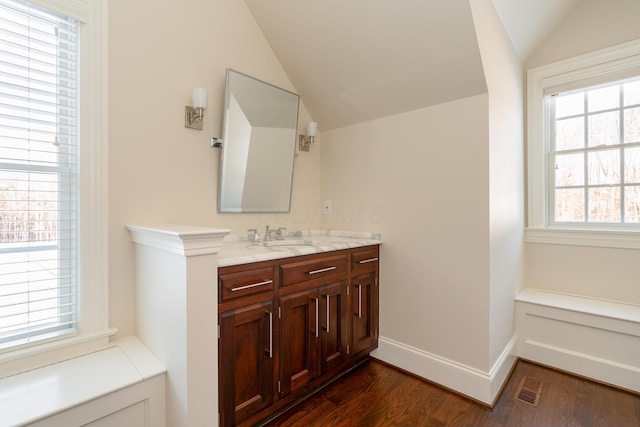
[{"left": 245, "top": 0, "right": 581, "bottom": 131}]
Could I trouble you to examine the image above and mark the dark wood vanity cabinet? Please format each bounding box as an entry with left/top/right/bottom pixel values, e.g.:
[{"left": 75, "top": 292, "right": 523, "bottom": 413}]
[
  {"left": 279, "top": 279, "right": 349, "bottom": 398},
  {"left": 218, "top": 262, "right": 276, "bottom": 427},
  {"left": 218, "top": 245, "right": 379, "bottom": 427},
  {"left": 350, "top": 247, "right": 380, "bottom": 357},
  {"left": 219, "top": 300, "right": 274, "bottom": 426},
  {"left": 279, "top": 253, "right": 349, "bottom": 398}
]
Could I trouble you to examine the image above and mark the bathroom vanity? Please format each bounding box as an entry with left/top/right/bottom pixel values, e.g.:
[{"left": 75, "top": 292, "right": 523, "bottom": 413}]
[{"left": 217, "top": 235, "right": 380, "bottom": 426}]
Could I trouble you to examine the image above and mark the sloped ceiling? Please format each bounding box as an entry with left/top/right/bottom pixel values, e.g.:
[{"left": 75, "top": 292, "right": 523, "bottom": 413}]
[
  {"left": 244, "top": 0, "right": 581, "bottom": 131},
  {"left": 491, "top": 0, "right": 581, "bottom": 61}
]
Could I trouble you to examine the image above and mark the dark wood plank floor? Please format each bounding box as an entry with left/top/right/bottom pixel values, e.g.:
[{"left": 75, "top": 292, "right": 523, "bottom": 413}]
[{"left": 264, "top": 359, "right": 640, "bottom": 427}]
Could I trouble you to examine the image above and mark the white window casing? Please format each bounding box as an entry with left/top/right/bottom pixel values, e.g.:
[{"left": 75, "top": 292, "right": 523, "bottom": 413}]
[
  {"left": 0, "top": 0, "right": 112, "bottom": 377},
  {"left": 526, "top": 39, "right": 640, "bottom": 249}
]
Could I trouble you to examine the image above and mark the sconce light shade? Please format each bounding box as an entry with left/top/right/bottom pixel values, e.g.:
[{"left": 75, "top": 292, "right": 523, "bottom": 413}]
[
  {"left": 299, "top": 121, "right": 318, "bottom": 152},
  {"left": 192, "top": 87, "right": 208, "bottom": 109},
  {"left": 186, "top": 87, "right": 208, "bottom": 130},
  {"left": 306, "top": 122, "right": 318, "bottom": 137}
]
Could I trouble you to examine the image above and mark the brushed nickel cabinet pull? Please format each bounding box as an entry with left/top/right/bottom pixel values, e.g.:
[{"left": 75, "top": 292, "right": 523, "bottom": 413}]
[
  {"left": 307, "top": 266, "right": 336, "bottom": 275},
  {"left": 357, "top": 285, "right": 362, "bottom": 318},
  {"left": 230, "top": 279, "right": 273, "bottom": 292},
  {"left": 325, "top": 294, "right": 330, "bottom": 333},
  {"left": 313, "top": 297, "right": 319, "bottom": 338},
  {"left": 267, "top": 311, "right": 273, "bottom": 358},
  {"left": 358, "top": 257, "right": 378, "bottom": 264}
]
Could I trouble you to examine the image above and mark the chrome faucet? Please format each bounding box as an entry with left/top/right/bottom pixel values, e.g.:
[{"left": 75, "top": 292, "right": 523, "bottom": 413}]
[{"left": 264, "top": 225, "right": 272, "bottom": 241}]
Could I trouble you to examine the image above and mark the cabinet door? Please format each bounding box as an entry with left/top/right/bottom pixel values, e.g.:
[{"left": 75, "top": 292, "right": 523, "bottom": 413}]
[
  {"left": 351, "top": 272, "right": 379, "bottom": 356},
  {"left": 318, "top": 280, "right": 349, "bottom": 375},
  {"left": 280, "top": 289, "right": 318, "bottom": 397},
  {"left": 219, "top": 301, "right": 274, "bottom": 427}
]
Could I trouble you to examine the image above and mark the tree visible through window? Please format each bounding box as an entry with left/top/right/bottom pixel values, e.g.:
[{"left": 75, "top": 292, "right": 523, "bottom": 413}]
[
  {"left": 0, "top": 0, "right": 79, "bottom": 349},
  {"left": 550, "top": 77, "right": 640, "bottom": 226}
]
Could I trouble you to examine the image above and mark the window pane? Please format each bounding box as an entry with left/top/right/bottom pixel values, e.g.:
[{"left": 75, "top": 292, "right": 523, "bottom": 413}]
[
  {"left": 0, "top": 0, "right": 79, "bottom": 349},
  {"left": 624, "top": 107, "right": 640, "bottom": 144},
  {"left": 555, "top": 153, "right": 584, "bottom": 186},
  {"left": 555, "top": 188, "right": 584, "bottom": 222},
  {"left": 624, "top": 80, "right": 640, "bottom": 106},
  {"left": 555, "top": 92, "right": 584, "bottom": 118},
  {"left": 588, "top": 149, "right": 620, "bottom": 185},
  {"left": 588, "top": 111, "right": 619, "bottom": 146},
  {"left": 555, "top": 117, "right": 584, "bottom": 151},
  {"left": 624, "top": 186, "right": 640, "bottom": 223},
  {"left": 624, "top": 146, "right": 640, "bottom": 183},
  {"left": 588, "top": 85, "right": 619, "bottom": 112},
  {"left": 588, "top": 187, "right": 620, "bottom": 222}
]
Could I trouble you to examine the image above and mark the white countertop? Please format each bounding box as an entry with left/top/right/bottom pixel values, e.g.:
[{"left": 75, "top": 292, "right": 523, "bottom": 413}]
[{"left": 217, "top": 230, "right": 381, "bottom": 267}]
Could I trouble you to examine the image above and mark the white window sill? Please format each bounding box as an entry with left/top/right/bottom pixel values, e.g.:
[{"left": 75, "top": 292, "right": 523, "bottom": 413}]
[
  {"left": 0, "top": 328, "right": 118, "bottom": 379},
  {"left": 525, "top": 227, "right": 640, "bottom": 250}
]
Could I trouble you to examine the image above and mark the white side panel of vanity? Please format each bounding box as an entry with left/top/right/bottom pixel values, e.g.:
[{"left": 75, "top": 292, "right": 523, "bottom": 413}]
[{"left": 128, "top": 224, "right": 230, "bottom": 427}]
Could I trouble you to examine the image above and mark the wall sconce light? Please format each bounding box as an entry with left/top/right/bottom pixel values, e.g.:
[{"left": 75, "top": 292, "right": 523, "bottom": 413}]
[
  {"left": 185, "top": 87, "right": 208, "bottom": 130},
  {"left": 299, "top": 122, "right": 318, "bottom": 152}
]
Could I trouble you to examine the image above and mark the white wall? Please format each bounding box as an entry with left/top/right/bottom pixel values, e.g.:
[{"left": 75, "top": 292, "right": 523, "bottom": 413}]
[
  {"left": 108, "top": 0, "right": 323, "bottom": 339},
  {"left": 470, "top": 0, "right": 524, "bottom": 370},
  {"left": 319, "top": 0, "right": 524, "bottom": 402},
  {"left": 524, "top": 0, "right": 640, "bottom": 305},
  {"left": 526, "top": 0, "right": 640, "bottom": 69},
  {"left": 321, "top": 94, "right": 492, "bottom": 372}
]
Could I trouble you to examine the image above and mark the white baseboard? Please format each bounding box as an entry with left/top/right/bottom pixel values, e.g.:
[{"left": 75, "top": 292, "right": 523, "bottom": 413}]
[
  {"left": 516, "top": 288, "right": 640, "bottom": 393},
  {"left": 371, "top": 335, "right": 517, "bottom": 405}
]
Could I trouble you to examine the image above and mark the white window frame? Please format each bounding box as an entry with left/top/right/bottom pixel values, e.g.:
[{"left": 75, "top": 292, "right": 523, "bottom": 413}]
[
  {"left": 0, "top": 0, "right": 112, "bottom": 377},
  {"left": 526, "top": 39, "right": 640, "bottom": 249}
]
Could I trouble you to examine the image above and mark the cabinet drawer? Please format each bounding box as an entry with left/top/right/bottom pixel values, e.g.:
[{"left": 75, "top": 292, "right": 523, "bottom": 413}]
[
  {"left": 351, "top": 247, "right": 379, "bottom": 275},
  {"left": 280, "top": 254, "right": 347, "bottom": 286},
  {"left": 219, "top": 266, "right": 274, "bottom": 302}
]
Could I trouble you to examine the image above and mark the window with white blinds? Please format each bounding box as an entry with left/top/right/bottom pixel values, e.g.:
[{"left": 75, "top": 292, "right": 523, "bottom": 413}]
[{"left": 0, "top": 0, "right": 79, "bottom": 350}]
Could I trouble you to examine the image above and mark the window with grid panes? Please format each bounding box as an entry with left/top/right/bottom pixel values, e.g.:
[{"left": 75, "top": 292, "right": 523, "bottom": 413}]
[{"left": 549, "top": 77, "right": 640, "bottom": 226}]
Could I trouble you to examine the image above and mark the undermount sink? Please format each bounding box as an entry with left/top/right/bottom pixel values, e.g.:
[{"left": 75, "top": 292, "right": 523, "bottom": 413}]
[
  {"left": 262, "top": 239, "right": 309, "bottom": 247},
  {"left": 305, "top": 239, "right": 354, "bottom": 246}
]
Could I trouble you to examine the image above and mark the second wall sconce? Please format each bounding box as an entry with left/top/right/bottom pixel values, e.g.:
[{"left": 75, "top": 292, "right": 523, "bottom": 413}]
[
  {"left": 299, "top": 121, "right": 317, "bottom": 152},
  {"left": 185, "top": 87, "right": 208, "bottom": 130}
]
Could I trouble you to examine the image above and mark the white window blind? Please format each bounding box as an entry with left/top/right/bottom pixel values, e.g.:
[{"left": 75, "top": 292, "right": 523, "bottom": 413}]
[{"left": 0, "top": 0, "right": 79, "bottom": 350}]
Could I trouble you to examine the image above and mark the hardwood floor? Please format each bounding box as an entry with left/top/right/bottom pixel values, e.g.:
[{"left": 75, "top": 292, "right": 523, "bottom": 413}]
[{"left": 264, "top": 359, "right": 640, "bottom": 426}]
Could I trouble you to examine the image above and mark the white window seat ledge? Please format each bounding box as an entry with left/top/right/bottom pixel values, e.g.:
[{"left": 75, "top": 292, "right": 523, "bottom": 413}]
[
  {"left": 515, "top": 287, "right": 640, "bottom": 393},
  {"left": 516, "top": 287, "right": 640, "bottom": 324},
  {"left": 0, "top": 336, "right": 166, "bottom": 427}
]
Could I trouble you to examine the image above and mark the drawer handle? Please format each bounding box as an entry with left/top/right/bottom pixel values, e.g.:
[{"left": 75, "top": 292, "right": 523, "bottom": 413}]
[
  {"left": 356, "top": 285, "right": 362, "bottom": 318},
  {"left": 358, "top": 257, "right": 378, "bottom": 264},
  {"left": 307, "top": 266, "right": 336, "bottom": 275},
  {"left": 230, "top": 279, "right": 273, "bottom": 292}
]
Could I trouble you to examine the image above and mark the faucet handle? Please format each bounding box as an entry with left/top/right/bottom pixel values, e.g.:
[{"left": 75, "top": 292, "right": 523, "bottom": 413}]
[
  {"left": 247, "top": 228, "right": 259, "bottom": 242},
  {"left": 276, "top": 227, "right": 287, "bottom": 240}
]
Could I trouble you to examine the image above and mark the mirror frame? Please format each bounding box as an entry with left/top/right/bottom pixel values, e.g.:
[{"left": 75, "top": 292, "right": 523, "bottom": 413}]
[{"left": 217, "top": 69, "right": 300, "bottom": 213}]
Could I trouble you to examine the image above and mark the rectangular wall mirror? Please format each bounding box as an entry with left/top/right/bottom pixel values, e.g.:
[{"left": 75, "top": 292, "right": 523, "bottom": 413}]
[{"left": 218, "top": 69, "right": 300, "bottom": 213}]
